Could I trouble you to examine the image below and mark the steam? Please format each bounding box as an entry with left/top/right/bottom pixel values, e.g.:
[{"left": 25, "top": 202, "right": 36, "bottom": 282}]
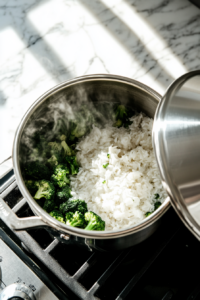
[{"left": 19, "top": 84, "right": 121, "bottom": 165}]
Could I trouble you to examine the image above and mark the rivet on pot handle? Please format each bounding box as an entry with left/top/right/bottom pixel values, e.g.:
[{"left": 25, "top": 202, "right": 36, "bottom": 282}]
[{"left": 0, "top": 196, "right": 47, "bottom": 230}]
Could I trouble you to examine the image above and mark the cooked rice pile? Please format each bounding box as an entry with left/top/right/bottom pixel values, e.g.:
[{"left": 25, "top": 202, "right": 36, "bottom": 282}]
[{"left": 70, "top": 113, "right": 166, "bottom": 231}]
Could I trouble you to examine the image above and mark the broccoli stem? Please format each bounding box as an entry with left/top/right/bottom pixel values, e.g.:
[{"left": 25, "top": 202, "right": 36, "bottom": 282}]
[
  {"left": 34, "top": 186, "right": 46, "bottom": 199},
  {"left": 70, "top": 220, "right": 81, "bottom": 227},
  {"left": 61, "top": 141, "right": 73, "bottom": 156},
  {"left": 85, "top": 223, "right": 95, "bottom": 230}
]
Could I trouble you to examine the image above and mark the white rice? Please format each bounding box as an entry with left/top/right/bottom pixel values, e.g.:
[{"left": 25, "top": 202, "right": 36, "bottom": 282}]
[{"left": 70, "top": 113, "right": 167, "bottom": 231}]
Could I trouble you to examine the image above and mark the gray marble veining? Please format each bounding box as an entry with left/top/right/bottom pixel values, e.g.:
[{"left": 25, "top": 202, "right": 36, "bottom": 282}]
[{"left": 0, "top": 0, "right": 200, "bottom": 161}]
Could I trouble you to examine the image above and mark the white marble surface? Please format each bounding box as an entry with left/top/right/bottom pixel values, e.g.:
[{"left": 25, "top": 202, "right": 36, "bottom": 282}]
[{"left": 0, "top": 0, "right": 200, "bottom": 162}]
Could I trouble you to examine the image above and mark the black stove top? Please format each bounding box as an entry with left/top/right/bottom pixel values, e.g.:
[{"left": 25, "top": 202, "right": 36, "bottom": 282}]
[{"left": 1, "top": 171, "right": 200, "bottom": 300}]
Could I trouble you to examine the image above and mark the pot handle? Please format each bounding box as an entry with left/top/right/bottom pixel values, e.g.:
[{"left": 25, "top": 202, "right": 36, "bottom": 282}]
[{"left": 0, "top": 196, "right": 47, "bottom": 230}]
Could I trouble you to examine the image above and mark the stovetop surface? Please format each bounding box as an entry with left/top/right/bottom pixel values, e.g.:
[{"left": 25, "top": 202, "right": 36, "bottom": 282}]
[{"left": 1, "top": 172, "right": 200, "bottom": 300}]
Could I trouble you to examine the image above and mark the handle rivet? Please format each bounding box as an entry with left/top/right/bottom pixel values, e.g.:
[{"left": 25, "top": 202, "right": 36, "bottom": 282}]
[{"left": 60, "top": 234, "right": 70, "bottom": 241}]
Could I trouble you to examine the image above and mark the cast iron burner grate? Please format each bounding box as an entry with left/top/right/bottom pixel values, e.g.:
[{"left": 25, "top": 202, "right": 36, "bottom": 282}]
[{"left": 1, "top": 173, "right": 200, "bottom": 300}]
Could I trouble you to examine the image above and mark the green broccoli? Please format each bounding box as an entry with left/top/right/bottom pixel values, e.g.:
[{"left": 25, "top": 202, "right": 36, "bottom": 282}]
[
  {"left": 69, "top": 105, "right": 96, "bottom": 141},
  {"left": 70, "top": 118, "right": 86, "bottom": 140},
  {"left": 60, "top": 134, "right": 67, "bottom": 142},
  {"left": 107, "top": 154, "right": 110, "bottom": 158},
  {"left": 24, "top": 180, "right": 37, "bottom": 196},
  {"left": 65, "top": 211, "right": 86, "bottom": 228},
  {"left": 112, "top": 104, "right": 134, "bottom": 128},
  {"left": 60, "top": 199, "right": 88, "bottom": 214},
  {"left": 47, "top": 154, "right": 62, "bottom": 168},
  {"left": 84, "top": 211, "right": 105, "bottom": 231},
  {"left": 43, "top": 199, "right": 57, "bottom": 212},
  {"left": 154, "top": 202, "right": 162, "bottom": 210},
  {"left": 61, "top": 137, "right": 74, "bottom": 156},
  {"left": 103, "top": 163, "right": 109, "bottom": 169},
  {"left": 153, "top": 194, "right": 161, "bottom": 210},
  {"left": 48, "top": 141, "right": 62, "bottom": 156},
  {"left": 114, "top": 105, "right": 127, "bottom": 119},
  {"left": 23, "top": 161, "right": 51, "bottom": 180},
  {"left": 55, "top": 186, "right": 72, "bottom": 203},
  {"left": 68, "top": 121, "right": 80, "bottom": 141},
  {"left": 49, "top": 210, "right": 65, "bottom": 223},
  {"left": 145, "top": 194, "right": 162, "bottom": 217},
  {"left": 51, "top": 164, "right": 70, "bottom": 188},
  {"left": 113, "top": 105, "right": 127, "bottom": 127},
  {"left": 29, "top": 148, "right": 41, "bottom": 162},
  {"left": 65, "top": 156, "right": 79, "bottom": 175},
  {"left": 102, "top": 180, "right": 106, "bottom": 184},
  {"left": 34, "top": 180, "right": 55, "bottom": 200},
  {"left": 113, "top": 119, "right": 123, "bottom": 128},
  {"left": 47, "top": 140, "right": 65, "bottom": 168},
  {"left": 145, "top": 212, "right": 152, "bottom": 217}
]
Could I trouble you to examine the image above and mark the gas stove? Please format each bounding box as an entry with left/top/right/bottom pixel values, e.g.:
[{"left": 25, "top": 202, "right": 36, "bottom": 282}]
[{"left": 1, "top": 170, "right": 200, "bottom": 300}]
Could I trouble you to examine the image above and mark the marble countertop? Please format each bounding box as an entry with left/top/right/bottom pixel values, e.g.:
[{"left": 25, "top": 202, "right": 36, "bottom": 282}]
[{"left": 0, "top": 0, "right": 200, "bottom": 162}]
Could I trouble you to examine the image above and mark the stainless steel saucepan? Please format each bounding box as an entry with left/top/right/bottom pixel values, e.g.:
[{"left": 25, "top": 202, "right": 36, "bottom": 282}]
[{"left": 0, "top": 74, "right": 172, "bottom": 251}]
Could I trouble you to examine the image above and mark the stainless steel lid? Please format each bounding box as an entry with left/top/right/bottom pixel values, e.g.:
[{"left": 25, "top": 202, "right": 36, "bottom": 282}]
[{"left": 153, "top": 70, "right": 200, "bottom": 240}]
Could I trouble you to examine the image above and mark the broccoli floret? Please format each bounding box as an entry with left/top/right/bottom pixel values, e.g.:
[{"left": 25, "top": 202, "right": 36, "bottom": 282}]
[
  {"left": 60, "top": 134, "right": 67, "bottom": 142},
  {"left": 60, "top": 199, "right": 88, "bottom": 214},
  {"left": 113, "top": 119, "right": 123, "bottom": 128},
  {"left": 59, "top": 134, "right": 75, "bottom": 156},
  {"left": 50, "top": 210, "right": 65, "bottom": 223},
  {"left": 34, "top": 180, "right": 55, "bottom": 200},
  {"left": 56, "top": 186, "right": 72, "bottom": 203},
  {"left": 69, "top": 105, "right": 97, "bottom": 141},
  {"left": 24, "top": 180, "right": 37, "bottom": 196},
  {"left": 43, "top": 199, "right": 57, "bottom": 212},
  {"left": 112, "top": 104, "right": 134, "bottom": 128},
  {"left": 154, "top": 193, "right": 160, "bottom": 200},
  {"left": 65, "top": 211, "right": 86, "bottom": 228},
  {"left": 47, "top": 154, "right": 62, "bottom": 168},
  {"left": 102, "top": 180, "right": 106, "bottom": 184},
  {"left": 114, "top": 105, "right": 127, "bottom": 119},
  {"left": 51, "top": 164, "right": 70, "bottom": 188},
  {"left": 145, "top": 212, "right": 152, "bottom": 217},
  {"left": 84, "top": 211, "right": 105, "bottom": 231},
  {"left": 103, "top": 163, "right": 109, "bottom": 169},
  {"left": 23, "top": 161, "right": 51, "bottom": 180},
  {"left": 65, "top": 156, "right": 79, "bottom": 175},
  {"left": 61, "top": 140, "right": 74, "bottom": 156},
  {"left": 145, "top": 194, "right": 162, "bottom": 217},
  {"left": 154, "top": 202, "right": 162, "bottom": 210},
  {"left": 29, "top": 148, "right": 41, "bottom": 161},
  {"left": 70, "top": 122, "right": 87, "bottom": 140},
  {"left": 47, "top": 140, "right": 65, "bottom": 168},
  {"left": 107, "top": 154, "right": 110, "bottom": 158},
  {"left": 48, "top": 142, "right": 62, "bottom": 156},
  {"left": 69, "top": 113, "right": 87, "bottom": 140}
]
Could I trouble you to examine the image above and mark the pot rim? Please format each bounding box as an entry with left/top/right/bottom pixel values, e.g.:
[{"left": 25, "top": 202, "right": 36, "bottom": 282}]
[{"left": 12, "top": 73, "right": 171, "bottom": 239}]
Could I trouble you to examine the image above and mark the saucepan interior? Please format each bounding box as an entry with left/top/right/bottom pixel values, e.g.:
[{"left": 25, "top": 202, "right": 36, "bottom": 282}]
[{"left": 13, "top": 74, "right": 170, "bottom": 241}]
